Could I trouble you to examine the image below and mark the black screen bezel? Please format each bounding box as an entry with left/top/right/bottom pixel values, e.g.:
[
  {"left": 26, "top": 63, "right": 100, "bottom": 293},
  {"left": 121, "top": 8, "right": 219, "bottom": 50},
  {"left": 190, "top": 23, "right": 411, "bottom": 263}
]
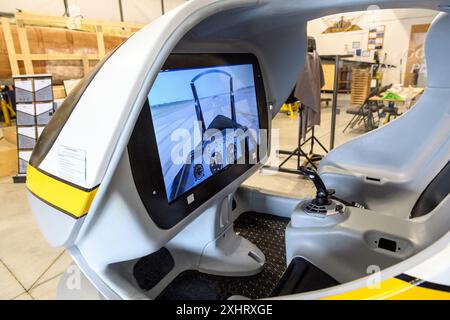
[{"left": 127, "top": 53, "right": 268, "bottom": 229}]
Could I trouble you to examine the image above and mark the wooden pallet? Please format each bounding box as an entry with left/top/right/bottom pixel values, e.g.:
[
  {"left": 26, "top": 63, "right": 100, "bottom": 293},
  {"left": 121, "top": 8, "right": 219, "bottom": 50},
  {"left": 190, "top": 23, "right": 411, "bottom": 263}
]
[{"left": 350, "top": 67, "right": 371, "bottom": 106}]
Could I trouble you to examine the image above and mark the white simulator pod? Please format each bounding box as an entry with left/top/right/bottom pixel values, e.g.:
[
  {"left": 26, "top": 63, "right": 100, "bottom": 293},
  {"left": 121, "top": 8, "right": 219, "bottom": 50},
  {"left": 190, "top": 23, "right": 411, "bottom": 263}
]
[{"left": 128, "top": 53, "right": 268, "bottom": 229}]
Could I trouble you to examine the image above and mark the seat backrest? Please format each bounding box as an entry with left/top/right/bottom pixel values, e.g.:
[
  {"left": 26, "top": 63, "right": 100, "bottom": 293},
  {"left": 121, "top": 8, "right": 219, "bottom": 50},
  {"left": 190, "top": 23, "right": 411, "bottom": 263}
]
[
  {"left": 319, "top": 13, "right": 450, "bottom": 218},
  {"left": 426, "top": 13, "right": 450, "bottom": 89},
  {"left": 410, "top": 162, "right": 450, "bottom": 219}
]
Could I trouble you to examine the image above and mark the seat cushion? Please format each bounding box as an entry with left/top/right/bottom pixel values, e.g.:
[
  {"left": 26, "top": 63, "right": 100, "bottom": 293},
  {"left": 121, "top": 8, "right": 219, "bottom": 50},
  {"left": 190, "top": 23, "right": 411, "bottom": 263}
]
[
  {"left": 270, "top": 257, "right": 339, "bottom": 297},
  {"left": 346, "top": 107, "right": 366, "bottom": 115}
]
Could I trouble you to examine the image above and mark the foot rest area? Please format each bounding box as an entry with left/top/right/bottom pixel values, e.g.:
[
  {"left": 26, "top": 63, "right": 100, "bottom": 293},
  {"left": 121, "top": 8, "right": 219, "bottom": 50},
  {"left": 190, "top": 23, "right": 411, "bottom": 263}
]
[{"left": 270, "top": 257, "right": 339, "bottom": 297}]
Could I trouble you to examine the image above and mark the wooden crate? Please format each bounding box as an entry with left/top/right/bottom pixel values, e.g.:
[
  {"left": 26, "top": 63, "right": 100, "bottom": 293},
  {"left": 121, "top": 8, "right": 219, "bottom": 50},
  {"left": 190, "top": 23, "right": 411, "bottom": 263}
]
[
  {"left": 350, "top": 67, "right": 371, "bottom": 106},
  {"left": 0, "top": 12, "right": 144, "bottom": 82},
  {"left": 0, "top": 140, "right": 17, "bottom": 177}
]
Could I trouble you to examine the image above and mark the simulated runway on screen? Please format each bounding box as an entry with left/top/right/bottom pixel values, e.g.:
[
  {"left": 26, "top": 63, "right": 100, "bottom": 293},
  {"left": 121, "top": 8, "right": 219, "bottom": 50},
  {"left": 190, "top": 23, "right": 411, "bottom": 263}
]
[{"left": 150, "top": 86, "right": 259, "bottom": 189}]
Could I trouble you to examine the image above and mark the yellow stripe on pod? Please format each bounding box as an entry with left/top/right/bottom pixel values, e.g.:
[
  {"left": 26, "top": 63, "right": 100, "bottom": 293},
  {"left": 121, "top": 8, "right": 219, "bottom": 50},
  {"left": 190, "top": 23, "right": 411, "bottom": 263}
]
[
  {"left": 26, "top": 165, "right": 98, "bottom": 219},
  {"left": 323, "top": 277, "right": 450, "bottom": 300}
]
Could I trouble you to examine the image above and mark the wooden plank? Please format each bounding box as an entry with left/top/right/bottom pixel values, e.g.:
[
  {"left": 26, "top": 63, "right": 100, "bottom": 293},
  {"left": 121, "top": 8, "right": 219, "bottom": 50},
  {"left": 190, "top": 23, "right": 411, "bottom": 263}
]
[
  {"left": 322, "top": 64, "right": 335, "bottom": 91},
  {"left": 0, "top": 11, "right": 136, "bottom": 80},
  {"left": 15, "top": 11, "right": 145, "bottom": 31},
  {"left": 16, "top": 53, "right": 99, "bottom": 61},
  {"left": 125, "top": 27, "right": 132, "bottom": 38},
  {"left": 1, "top": 17, "right": 20, "bottom": 75},
  {"left": 96, "top": 25, "right": 106, "bottom": 59},
  {"left": 82, "top": 54, "right": 90, "bottom": 76},
  {"left": 16, "top": 20, "right": 34, "bottom": 74}
]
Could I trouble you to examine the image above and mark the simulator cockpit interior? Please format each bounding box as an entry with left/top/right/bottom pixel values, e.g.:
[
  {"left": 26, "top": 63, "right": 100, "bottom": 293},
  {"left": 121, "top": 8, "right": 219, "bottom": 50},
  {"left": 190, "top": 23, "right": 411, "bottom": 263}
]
[{"left": 9, "top": 0, "right": 449, "bottom": 300}]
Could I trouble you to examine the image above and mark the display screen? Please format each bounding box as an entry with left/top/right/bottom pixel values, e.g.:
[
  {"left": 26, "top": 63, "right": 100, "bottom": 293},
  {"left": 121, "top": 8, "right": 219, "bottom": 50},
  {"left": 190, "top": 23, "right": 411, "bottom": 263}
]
[{"left": 148, "top": 63, "right": 260, "bottom": 203}]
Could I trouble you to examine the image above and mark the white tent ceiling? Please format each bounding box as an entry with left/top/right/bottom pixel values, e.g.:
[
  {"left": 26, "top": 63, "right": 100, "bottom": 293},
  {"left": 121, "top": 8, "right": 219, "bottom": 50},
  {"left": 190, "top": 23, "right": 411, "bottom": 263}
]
[{"left": 0, "top": 0, "right": 187, "bottom": 23}]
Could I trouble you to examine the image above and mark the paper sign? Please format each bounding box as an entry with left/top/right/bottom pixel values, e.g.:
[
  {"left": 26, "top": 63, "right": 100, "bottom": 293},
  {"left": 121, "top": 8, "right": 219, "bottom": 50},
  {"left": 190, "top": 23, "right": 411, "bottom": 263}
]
[
  {"left": 58, "top": 145, "right": 87, "bottom": 185},
  {"left": 14, "top": 80, "right": 33, "bottom": 92},
  {"left": 34, "top": 78, "right": 52, "bottom": 92},
  {"left": 19, "top": 150, "right": 32, "bottom": 162},
  {"left": 18, "top": 126, "right": 36, "bottom": 139},
  {"left": 35, "top": 102, "right": 53, "bottom": 115},
  {"left": 37, "top": 127, "right": 45, "bottom": 137},
  {"left": 17, "top": 103, "right": 35, "bottom": 115}
]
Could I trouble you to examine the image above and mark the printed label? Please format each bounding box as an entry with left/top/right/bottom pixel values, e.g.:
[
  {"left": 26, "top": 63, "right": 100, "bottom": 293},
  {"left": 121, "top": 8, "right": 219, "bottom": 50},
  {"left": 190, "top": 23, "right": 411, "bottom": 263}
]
[{"left": 57, "top": 145, "right": 87, "bottom": 186}]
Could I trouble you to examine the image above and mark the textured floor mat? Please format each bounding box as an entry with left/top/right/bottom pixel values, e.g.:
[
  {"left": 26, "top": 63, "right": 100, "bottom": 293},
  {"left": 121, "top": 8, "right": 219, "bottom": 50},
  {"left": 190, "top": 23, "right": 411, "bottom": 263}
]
[{"left": 156, "top": 212, "right": 290, "bottom": 300}]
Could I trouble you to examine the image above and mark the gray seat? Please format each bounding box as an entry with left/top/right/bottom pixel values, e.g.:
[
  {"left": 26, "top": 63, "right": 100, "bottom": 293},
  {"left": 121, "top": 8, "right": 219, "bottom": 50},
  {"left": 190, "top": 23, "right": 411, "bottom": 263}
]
[{"left": 320, "top": 13, "right": 450, "bottom": 219}]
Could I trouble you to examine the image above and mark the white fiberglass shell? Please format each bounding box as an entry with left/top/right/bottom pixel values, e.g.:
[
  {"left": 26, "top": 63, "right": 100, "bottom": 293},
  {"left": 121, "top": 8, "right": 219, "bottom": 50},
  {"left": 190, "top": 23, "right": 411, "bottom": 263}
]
[
  {"left": 26, "top": 0, "right": 450, "bottom": 300},
  {"left": 319, "top": 12, "right": 450, "bottom": 218}
]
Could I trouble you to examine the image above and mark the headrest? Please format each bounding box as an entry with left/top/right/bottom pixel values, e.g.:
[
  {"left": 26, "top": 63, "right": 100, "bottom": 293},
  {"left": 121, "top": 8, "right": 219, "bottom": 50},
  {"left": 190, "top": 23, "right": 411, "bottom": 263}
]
[{"left": 425, "top": 13, "right": 450, "bottom": 88}]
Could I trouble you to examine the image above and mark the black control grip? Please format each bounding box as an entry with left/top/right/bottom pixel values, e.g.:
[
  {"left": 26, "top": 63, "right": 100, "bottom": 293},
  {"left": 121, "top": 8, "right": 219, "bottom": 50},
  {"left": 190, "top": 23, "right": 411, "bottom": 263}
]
[{"left": 299, "top": 166, "right": 334, "bottom": 205}]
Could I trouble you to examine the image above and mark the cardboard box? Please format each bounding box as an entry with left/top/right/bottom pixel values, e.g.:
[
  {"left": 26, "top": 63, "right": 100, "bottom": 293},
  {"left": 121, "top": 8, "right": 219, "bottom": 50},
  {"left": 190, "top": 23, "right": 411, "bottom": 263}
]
[
  {"left": 0, "top": 139, "right": 18, "bottom": 177},
  {"left": 1, "top": 126, "right": 17, "bottom": 145}
]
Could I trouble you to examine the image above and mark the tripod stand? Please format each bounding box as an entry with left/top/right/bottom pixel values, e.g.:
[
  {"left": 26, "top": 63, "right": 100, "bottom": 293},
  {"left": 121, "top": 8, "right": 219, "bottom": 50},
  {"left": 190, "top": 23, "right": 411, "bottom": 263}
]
[{"left": 266, "top": 103, "right": 328, "bottom": 174}]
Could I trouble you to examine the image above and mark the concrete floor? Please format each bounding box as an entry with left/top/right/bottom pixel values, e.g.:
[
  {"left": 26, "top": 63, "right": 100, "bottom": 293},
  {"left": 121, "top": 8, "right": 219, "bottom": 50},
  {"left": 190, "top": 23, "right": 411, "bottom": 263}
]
[{"left": 0, "top": 94, "right": 366, "bottom": 299}]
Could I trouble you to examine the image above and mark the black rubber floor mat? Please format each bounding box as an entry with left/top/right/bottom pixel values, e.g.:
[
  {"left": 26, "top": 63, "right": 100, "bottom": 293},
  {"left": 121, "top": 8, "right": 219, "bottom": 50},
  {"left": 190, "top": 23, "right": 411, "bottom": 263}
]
[
  {"left": 133, "top": 247, "right": 175, "bottom": 291},
  {"left": 156, "top": 212, "right": 290, "bottom": 300}
]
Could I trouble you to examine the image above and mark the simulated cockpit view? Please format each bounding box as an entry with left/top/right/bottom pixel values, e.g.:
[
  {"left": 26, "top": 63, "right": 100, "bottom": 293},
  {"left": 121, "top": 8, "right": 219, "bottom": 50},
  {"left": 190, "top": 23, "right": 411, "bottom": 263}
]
[
  {"left": 149, "top": 63, "right": 260, "bottom": 202},
  {"left": 0, "top": 0, "right": 449, "bottom": 306}
]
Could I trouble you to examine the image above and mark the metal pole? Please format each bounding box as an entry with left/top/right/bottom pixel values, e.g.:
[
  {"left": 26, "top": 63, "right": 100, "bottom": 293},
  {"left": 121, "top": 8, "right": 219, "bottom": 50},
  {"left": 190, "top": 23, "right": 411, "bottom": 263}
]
[
  {"left": 297, "top": 104, "right": 303, "bottom": 170},
  {"left": 118, "top": 0, "right": 124, "bottom": 22},
  {"left": 161, "top": 0, "right": 165, "bottom": 15},
  {"left": 63, "top": 0, "right": 69, "bottom": 16},
  {"left": 330, "top": 55, "right": 340, "bottom": 150}
]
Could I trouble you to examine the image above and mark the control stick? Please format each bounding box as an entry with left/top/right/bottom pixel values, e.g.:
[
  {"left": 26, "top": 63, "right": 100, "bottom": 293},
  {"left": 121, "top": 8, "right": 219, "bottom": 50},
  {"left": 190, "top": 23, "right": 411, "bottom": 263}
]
[{"left": 299, "top": 166, "right": 335, "bottom": 206}]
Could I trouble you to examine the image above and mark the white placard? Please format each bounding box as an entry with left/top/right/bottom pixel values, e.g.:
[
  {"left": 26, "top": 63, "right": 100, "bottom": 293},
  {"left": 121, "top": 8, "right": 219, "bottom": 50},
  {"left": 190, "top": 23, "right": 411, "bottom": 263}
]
[
  {"left": 57, "top": 145, "right": 87, "bottom": 185},
  {"left": 17, "top": 103, "right": 35, "bottom": 115},
  {"left": 34, "top": 78, "right": 52, "bottom": 92},
  {"left": 35, "top": 102, "right": 53, "bottom": 115},
  {"left": 18, "top": 126, "right": 36, "bottom": 139},
  {"left": 37, "top": 126, "right": 45, "bottom": 137},
  {"left": 19, "top": 150, "right": 32, "bottom": 162},
  {"left": 14, "top": 80, "right": 33, "bottom": 92}
]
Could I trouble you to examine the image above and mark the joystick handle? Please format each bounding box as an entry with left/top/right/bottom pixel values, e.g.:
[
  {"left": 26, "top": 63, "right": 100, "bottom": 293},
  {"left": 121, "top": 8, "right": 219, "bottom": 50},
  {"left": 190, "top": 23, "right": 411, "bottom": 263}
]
[{"left": 299, "top": 166, "right": 335, "bottom": 206}]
